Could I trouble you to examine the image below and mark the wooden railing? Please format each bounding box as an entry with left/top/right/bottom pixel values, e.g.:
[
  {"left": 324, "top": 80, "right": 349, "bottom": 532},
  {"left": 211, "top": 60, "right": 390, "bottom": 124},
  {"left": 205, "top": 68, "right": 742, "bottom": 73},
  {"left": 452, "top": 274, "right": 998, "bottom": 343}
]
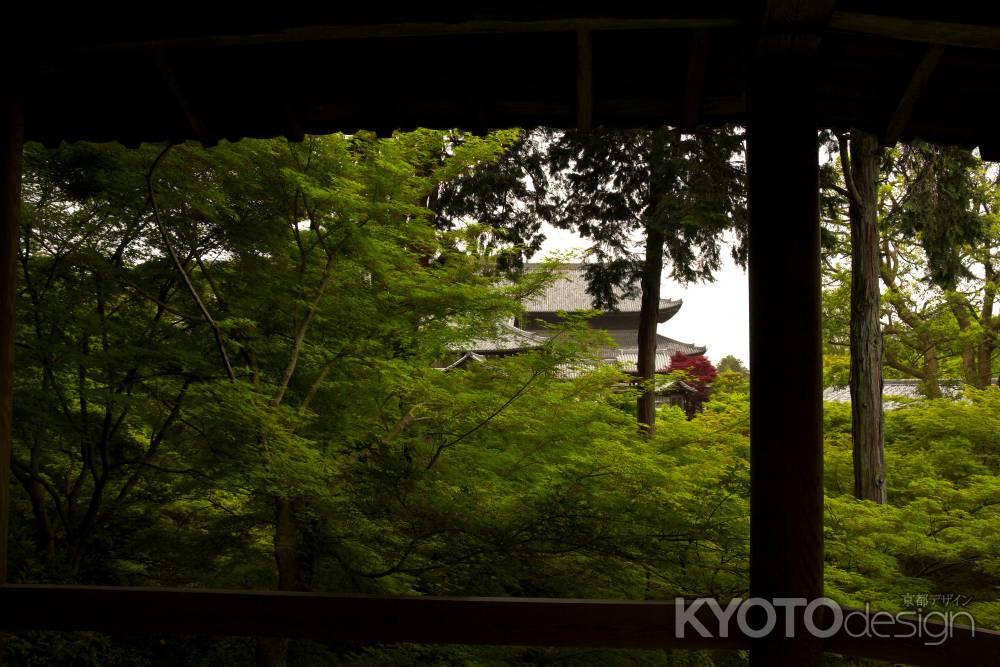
[{"left": 1, "top": 585, "right": 997, "bottom": 666}]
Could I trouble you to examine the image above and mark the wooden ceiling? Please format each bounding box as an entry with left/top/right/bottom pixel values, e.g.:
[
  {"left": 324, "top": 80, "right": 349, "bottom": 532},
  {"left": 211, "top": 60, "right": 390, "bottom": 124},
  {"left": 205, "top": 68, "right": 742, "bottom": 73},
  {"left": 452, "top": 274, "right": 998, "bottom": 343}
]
[{"left": 13, "top": 3, "right": 1000, "bottom": 155}]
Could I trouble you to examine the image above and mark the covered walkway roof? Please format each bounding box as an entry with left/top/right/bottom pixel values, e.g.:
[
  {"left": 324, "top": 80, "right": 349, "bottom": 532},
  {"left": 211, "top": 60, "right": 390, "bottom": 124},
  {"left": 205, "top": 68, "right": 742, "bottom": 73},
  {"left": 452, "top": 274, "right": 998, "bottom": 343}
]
[{"left": 16, "top": 3, "right": 1000, "bottom": 154}]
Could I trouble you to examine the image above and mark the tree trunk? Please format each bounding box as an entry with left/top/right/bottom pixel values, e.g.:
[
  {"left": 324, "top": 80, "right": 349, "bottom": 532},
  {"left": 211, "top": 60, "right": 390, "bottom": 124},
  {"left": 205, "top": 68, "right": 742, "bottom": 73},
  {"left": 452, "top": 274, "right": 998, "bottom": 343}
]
[
  {"left": 980, "top": 339, "right": 996, "bottom": 388},
  {"left": 256, "top": 638, "right": 288, "bottom": 667},
  {"left": 636, "top": 224, "right": 664, "bottom": 436},
  {"left": 257, "top": 498, "right": 299, "bottom": 666},
  {"left": 846, "top": 133, "right": 886, "bottom": 504},
  {"left": 921, "top": 335, "right": 942, "bottom": 398},
  {"left": 275, "top": 498, "right": 299, "bottom": 591},
  {"left": 981, "top": 264, "right": 996, "bottom": 388},
  {"left": 947, "top": 295, "right": 981, "bottom": 386},
  {"left": 26, "top": 477, "right": 55, "bottom": 562}
]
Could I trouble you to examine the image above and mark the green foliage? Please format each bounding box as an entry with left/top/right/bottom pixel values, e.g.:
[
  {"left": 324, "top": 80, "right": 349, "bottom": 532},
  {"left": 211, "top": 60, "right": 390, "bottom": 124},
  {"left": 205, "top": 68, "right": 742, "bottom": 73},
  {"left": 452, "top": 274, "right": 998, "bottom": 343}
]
[
  {"left": 438, "top": 129, "right": 555, "bottom": 270},
  {"left": 544, "top": 127, "right": 747, "bottom": 308},
  {"left": 895, "top": 143, "right": 989, "bottom": 289},
  {"left": 715, "top": 355, "right": 748, "bottom": 376},
  {"left": 711, "top": 369, "right": 750, "bottom": 398},
  {"left": 10, "top": 132, "right": 1000, "bottom": 666},
  {"left": 823, "top": 388, "right": 1000, "bottom": 630}
]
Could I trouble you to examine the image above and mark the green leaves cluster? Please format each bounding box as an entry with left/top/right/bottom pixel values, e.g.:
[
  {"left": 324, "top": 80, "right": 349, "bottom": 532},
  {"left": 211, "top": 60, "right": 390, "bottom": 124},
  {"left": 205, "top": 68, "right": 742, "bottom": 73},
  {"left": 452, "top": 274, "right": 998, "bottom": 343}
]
[
  {"left": 823, "top": 391, "right": 1000, "bottom": 629},
  {"left": 9, "top": 130, "right": 1000, "bottom": 666}
]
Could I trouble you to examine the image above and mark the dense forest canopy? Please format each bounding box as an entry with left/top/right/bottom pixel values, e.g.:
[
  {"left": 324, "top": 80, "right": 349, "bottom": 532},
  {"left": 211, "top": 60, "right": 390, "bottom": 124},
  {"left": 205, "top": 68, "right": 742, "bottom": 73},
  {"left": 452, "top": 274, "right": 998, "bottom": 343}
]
[{"left": 5, "top": 130, "right": 1000, "bottom": 666}]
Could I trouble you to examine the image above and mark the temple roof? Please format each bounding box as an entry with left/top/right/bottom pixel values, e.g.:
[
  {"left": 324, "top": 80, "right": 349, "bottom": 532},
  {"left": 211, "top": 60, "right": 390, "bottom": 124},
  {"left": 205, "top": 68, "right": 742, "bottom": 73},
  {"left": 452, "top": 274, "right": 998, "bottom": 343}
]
[
  {"left": 458, "top": 321, "right": 548, "bottom": 354},
  {"left": 523, "top": 264, "right": 683, "bottom": 322},
  {"left": 528, "top": 329, "right": 706, "bottom": 374},
  {"left": 823, "top": 379, "right": 965, "bottom": 409},
  {"left": 611, "top": 332, "right": 707, "bottom": 358},
  {"left": 518, "top": 265, "right": 706, "bottom": 369},
  {"left": 617, "top": 349, "right": 705, "bottom": 374},
  {"left": 613, "top": 333, "right": 709, "bottom": 374},
  {"left": 448, "top": 322, "right": 706, "bottom": 373},
  {"left": 438, "top": 352, "right": 487, "bottom": 372}
]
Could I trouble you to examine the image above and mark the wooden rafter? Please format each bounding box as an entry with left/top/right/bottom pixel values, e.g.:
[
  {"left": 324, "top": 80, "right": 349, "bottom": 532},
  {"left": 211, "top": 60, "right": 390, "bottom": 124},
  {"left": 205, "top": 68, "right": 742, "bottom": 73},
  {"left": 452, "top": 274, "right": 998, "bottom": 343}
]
[
  {"left": 85, "top": 18, "right": 742, "bottom": 53},
  {"left": 831, "top": 12, "right": 1000, "bottom": 50},
  {"left": 680, "top": 29, "right": 709, "bottom": 132},
  {"left": 154, "top": 51, "right": 217, "bottom": 148},
  {"left": 882, "top": 44, "right": 946, "bottom": 146}
]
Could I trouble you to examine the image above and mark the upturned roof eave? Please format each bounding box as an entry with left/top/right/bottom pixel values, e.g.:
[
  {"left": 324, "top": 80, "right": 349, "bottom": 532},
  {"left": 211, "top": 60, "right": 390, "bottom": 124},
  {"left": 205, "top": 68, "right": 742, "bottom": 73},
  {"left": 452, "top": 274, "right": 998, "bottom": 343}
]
[{"left": 525, "top": 297, "right": 684, "bottom": 319}]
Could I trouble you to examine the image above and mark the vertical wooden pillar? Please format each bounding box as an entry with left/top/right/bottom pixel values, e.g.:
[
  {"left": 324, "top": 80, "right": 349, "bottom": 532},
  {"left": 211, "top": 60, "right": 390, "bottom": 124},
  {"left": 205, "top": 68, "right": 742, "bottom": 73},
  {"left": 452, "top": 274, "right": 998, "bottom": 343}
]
[
  {"left": 746, "top": 53, "right": 823, "bottom": 665},
  {"left": 0, "top": 94, "right": 24, "bottom": 585}
]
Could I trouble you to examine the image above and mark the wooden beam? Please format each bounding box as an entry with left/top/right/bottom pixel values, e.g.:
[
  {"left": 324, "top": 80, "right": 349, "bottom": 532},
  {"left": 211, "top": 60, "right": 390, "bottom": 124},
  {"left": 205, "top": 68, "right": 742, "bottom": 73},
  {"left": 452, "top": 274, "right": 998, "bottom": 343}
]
[
  {"left": 760, "top": 0, "right": 837, "bottom": 55},
  {"left": 0, "top": 93, "right": 23, "bottom": 586},
  {"left": 882, "top": 44, "right": 946, "bottom": 146},
  {"left": 0, "top": 586, "right": 748, "bottom": 650},
  {"left": 978, "top": 142, "right": 1000, "bottom": 162},
  {"left": 830, "top": 12, "right": 1000, "bottom": 51},
  {"left": 85, "top": 18, "right": 743, "bottom": 53},
  {"left": 746, "top": 51, "right": 824, "bottom": 666},
  {"left": 1, "top": 585, "right": 998, "bottom": 665},
  {"left": 576, "top": 29, "right": 593, "bottom": 132},
  {"left": 680, "top": 30, "right": 709, "bottom": 132},
  {"left": 826, "top": 614, "right": 1000, "bottom": 667},
  {"left": 154, "top": 51, "right": 217, "bottom": 148},
  {"left": 282, "top": 104, "right": 306, "bottom": 144}
]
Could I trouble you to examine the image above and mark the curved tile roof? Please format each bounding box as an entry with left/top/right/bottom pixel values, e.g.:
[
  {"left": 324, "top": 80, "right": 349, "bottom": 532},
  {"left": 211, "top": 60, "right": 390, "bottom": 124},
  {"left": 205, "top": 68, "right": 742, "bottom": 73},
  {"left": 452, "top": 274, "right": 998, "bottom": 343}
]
[
  {"left": 616, "top": 344, "right": 708, "bottom": 374},
  {"left": 460, "top": 321, "right": 548, "bottom": 354},
  {"left": 823, "top": 379, "right": 966, "bottom": 409},
  {"left": 523, "top": 264, "right": 682, "bottom": 318},
  {"left": 607, "top": 331, "right": 705, "bottom": 354}
]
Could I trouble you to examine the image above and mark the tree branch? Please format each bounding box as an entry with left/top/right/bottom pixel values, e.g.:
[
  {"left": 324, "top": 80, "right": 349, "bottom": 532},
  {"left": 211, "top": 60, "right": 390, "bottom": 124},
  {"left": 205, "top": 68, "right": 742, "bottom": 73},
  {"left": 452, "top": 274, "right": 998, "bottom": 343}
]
[
  {"left": 837, "top": 133, "right": 863, "bottom": 207},
  {"left": 271, "top": 252, "right": 337, "bottom": 408},
  {"left": 883, "top": 351, "right": 926, "bottom": 379},
  {"left": 146, "top": 143, "right": 236, "bottom": 382},
  {"left": 426, "top": 367, "right": 544, "bottom": 470}
]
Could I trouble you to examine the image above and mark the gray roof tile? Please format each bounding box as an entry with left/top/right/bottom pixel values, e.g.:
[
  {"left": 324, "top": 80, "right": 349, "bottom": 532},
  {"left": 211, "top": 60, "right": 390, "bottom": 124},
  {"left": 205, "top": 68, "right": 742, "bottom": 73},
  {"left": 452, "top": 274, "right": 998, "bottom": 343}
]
[
  {"left": 523, "top": 264, "right": 681, "bottom": 316},
  {"left": 460, "top": 321, "right": 548, "bottom": 353},
  {"left": 823, "top": 379, "right": 965, "bottom": 410}
]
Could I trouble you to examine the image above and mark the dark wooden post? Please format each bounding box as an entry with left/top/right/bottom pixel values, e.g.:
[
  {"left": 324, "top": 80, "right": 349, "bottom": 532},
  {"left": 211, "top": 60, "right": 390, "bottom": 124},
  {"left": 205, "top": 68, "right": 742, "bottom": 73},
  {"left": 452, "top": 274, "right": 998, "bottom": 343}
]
[
  {"left": 746, "top": 52, "right": 824, "bottom": 665},
  {"left": 0, "top": 92, "right": 24, "bottom": 585}
]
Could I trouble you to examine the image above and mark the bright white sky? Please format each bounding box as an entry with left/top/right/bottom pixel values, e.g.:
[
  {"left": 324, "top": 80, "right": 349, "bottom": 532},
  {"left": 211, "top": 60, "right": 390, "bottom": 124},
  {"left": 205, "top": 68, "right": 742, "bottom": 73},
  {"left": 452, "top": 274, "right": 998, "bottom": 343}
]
[{"left": 537, "top": 224, "right": 751, "bottom": 367}]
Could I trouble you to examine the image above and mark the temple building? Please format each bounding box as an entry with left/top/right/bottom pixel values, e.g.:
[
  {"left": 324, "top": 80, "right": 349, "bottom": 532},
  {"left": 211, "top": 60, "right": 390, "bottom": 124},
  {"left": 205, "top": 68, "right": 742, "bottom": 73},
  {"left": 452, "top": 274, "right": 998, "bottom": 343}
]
[
  {"left": 447, "top": 264, "right": 706, "bottom": 374},
  {"left": 518, "top": 263, "right": 705, "bottom": 372}
]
